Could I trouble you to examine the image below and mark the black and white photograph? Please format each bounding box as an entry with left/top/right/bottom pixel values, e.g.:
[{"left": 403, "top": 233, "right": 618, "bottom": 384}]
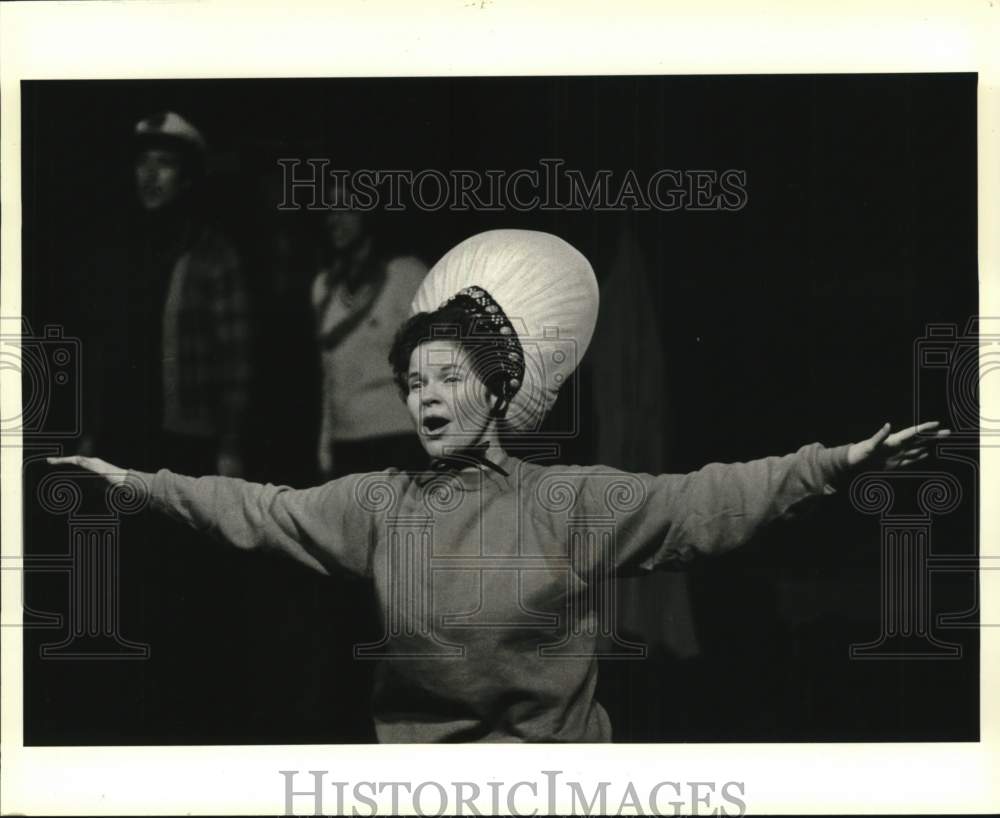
[{"left": 2, "top": 2, "right": 998, "bottom": 815}]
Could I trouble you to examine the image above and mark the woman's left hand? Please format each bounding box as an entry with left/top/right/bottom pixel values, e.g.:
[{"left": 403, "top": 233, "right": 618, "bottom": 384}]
[
  {"left": 847, "top": 421, "right": 951, "bottom": 471},
  {"left": 46, "top": 455, "right": 128, "bottom": 485}
]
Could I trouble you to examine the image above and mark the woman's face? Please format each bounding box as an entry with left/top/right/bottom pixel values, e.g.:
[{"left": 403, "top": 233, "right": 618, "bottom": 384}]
[
  {"left": 134, "top": 147, "right": 189, "bottom": 211},
  {"left": 405, "top": 339, "right": 496, "bottom": 459},
  {"left": 325, "top": 210, "right": 365, "bottom": 251}
]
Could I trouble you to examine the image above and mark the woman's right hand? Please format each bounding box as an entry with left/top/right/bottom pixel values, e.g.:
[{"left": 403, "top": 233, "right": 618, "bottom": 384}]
[{"left": 46, "top": 455, "right": 128, "bottom": 486}]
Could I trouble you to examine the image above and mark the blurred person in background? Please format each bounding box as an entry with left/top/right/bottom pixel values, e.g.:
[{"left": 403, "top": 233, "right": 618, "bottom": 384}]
[
  {"left": 282, "top": 181, "right": 429, "bottom": 739},
  {"left": 83, "top": 111, "right": 251, "bottom": 478},
  {"left": 312, "top": 182, "right": 428, "bottom": 478}
]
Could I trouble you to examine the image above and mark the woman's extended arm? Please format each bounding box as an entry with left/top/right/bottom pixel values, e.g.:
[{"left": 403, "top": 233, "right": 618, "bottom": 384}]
[
  {"left": 46, "top": 456, "right": 376, "bottom": 578},
  {"left": 572, "top": 421, "right": 949, "bottom": 575}
]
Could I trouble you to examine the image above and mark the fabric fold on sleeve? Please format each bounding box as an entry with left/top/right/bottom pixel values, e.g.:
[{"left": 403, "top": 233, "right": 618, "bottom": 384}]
[
  {"left": 128, "top": 467, "right": 386, "bottom": 578},
  {"left": 565, "top": 442, "right": 853, "bottom": 578}
]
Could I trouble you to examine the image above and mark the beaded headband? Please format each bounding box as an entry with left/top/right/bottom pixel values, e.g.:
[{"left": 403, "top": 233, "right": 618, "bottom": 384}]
[{"left": 438, "top": 285, "right": 525, "bottom": 403}]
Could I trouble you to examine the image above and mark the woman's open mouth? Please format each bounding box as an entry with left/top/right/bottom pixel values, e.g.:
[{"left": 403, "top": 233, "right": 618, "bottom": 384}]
[{"left": 422, "top": 416, "right": 451, "bottom": 437}]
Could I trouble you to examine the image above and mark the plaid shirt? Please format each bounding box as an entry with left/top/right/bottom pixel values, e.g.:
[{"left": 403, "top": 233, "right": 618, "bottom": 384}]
[{"left": 160, "top": 226, "right": 251, "bottom": 451}]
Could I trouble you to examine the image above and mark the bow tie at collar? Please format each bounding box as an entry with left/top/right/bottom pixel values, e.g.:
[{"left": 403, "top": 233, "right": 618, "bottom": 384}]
[{"left": 428, "top": 444, "right": 509, "bottom": 477}]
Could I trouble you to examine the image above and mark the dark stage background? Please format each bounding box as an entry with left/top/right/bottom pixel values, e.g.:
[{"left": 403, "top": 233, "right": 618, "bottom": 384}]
[{"left": 20, "top": 74, "right": 979, "bottom": 743}]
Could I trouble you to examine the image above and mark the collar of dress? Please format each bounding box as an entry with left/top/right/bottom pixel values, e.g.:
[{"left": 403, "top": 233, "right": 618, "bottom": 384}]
[{"left": 416, "top": 446, "right": 514, "bottom": 492}]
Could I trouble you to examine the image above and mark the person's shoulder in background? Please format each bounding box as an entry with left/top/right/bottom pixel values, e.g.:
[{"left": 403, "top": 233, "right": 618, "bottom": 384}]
[
  {"left": 310, "top": 266, "right": 334, "bottom": 310},
  {"left": 385, "top": 255, "right": 428, "bottom": 291}
]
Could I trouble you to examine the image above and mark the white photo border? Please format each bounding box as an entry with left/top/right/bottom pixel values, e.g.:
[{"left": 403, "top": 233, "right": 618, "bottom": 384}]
[{"left": 2, "top": 0, "right": 997, "bottom": 814}]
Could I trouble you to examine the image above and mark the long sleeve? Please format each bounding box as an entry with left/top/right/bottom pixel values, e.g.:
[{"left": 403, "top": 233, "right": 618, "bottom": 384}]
[
  {"left": 566, "top": 442, "right": 852, "bottom": 577},
  {"left": 128, "top": 469, "right": 379, "bottom": 578}
]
